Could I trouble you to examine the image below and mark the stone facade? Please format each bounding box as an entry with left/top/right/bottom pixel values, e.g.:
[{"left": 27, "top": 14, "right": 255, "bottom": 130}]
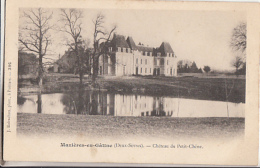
[{"left": 99, "top": 34, "right": 177, "bottom": 77}]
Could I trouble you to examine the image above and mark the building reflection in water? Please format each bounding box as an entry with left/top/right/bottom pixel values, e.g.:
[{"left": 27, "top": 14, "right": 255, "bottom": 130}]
[
  {"left": 18, "top": 91, "right": 177, "bottom": 117},
  {"left": 17, "top": 91, "right": 244, "bottom": 117}
]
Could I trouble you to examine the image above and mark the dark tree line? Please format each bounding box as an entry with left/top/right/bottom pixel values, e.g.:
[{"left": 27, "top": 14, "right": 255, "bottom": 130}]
[{"left": 177, "top": 60, "right": 203, "bottom": 73}]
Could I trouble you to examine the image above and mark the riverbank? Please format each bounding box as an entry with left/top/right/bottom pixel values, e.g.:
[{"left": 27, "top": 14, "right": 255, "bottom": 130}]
[
  {"left": 18, "top": 73, "right": 245, "bottom": 103},
  {"left": 17, "top": 113, "right": 244, "bottom": 140}
]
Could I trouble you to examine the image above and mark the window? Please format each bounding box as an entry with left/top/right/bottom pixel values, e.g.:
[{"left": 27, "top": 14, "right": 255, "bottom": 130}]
[
  {"left": 121, "top": 48, "right": 124, "bottom": 52},
  {"left": 145, "top": 59, "right": 147, "bottom": 65},
  {"left": 141, "top": 68, "right": 142, "bottom": 73},
  {"left": 167, "top": 60, "right": 169, "bottom": 65},
  {"left": 108, "top": 47, "right": 112, "bottom": 52},
  {"left": 160, "top": 59, "right": 164, "bottom": 65},
  {"left": 118, "top": 47, "right": 121, "bottom": 52},
  {"left": 150, "top": 68, "right": 151, "bottom": 73},
  {"left": 126, "top": 48, "right": 128, "bottom": 53},
  {"left": 143, "top": 52, "right": 145, "bottom": 56},
  {"left": 147, "top": 52, "right": 150, "bottom": 56},
  {"left": 136, "top": 58, "right": 138, "bottom": 64},
  {"left": 145, "top": 68, "right": 147, "bottom": 73},
  {"left": 157, "top": 52, "right": 161, "bottom": 56},
  {"left": 141, "top": 59, "right": 142, "bottom": 64}
]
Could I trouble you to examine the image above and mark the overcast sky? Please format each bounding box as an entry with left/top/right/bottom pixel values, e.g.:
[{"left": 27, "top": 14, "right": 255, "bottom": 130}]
[{"left": 20, "top": 8, "right": 246, "bottom": 71}]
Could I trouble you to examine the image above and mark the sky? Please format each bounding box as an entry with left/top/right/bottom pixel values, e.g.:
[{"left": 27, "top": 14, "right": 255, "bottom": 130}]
[{"left": 19, "top": 8, "right": 246, "bottom": 71}]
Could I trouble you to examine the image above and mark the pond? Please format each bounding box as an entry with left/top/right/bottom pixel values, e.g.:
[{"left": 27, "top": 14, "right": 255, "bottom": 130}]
[{"left": 17, "top": 91, "right": 245, "bottom": 118}]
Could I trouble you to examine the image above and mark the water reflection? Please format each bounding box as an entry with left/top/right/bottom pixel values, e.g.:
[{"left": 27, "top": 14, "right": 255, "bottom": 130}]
[{"left": 17, "top": 91, "right": 245, "bottom": 118}]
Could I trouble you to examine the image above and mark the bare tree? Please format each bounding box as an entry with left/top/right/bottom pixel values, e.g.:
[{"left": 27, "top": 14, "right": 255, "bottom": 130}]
[
  {"left": 232, "top": 56, "right": 243, "bottom": 76},
  {"left": 59, "top": 9, "right": 86, "bottom": 85},
  {"left": 230, "top": 22, "right": 246, "bottom": 54},
  {"left": 19, "top": 8, "right": 53, "bottom": 88},
  {"left": 91, "top": 13, "right": 116, "bottom": 86}
]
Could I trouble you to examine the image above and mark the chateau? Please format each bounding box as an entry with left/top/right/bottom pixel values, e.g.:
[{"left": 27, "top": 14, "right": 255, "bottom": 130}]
[{"left": 99, "top": 34, "right": 177, "bottom": 77}]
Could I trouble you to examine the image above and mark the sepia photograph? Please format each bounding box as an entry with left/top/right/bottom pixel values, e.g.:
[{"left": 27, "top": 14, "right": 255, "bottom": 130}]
[
  {"left": 3, "top": 0, "right": 259, "bottom": 165},
  {"left": 17, "top": 8, "right": 246, "bottom": 140}
]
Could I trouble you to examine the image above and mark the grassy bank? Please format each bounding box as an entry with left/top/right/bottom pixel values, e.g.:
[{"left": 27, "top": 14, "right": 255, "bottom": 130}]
[
  {"left": 19, "top": 73, "right": 245, "bottom": 103},
  {"left": 17, "top": 113, "right": 244, "bottom": 140}
]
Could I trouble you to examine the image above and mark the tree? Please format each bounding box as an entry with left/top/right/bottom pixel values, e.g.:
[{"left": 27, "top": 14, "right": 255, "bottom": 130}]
[
  {"left": 19, "top": 8, "right": 53, "bottom": 88},
  {"left": 203, "top": 66, "right": 211, "bottom": 73},
  {"left": 91, "top": 13, "right": 116, "bottom": 86},
  {"left": 232, "top": 56, "right": 243, "bottom": 76},
  {"left": 59, "top": 9, "right": 87, "bottom": 85},
  {"left": 190, "top": 61, "right": 199, "bottom": 73},
  {"left": 230, "top": 22, "right": 246, "bottom": 54},
  {"left": 18, "top": 51, "right": 38, "bottom": 79}
]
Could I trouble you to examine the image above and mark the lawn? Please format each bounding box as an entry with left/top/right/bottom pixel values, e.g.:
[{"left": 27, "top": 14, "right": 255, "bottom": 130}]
[
  {"left": 17, "top": 113, "right": 244, "bottom": 140},
  {"left": 26, "top": 73, "right": 246, "bottom": 103}
]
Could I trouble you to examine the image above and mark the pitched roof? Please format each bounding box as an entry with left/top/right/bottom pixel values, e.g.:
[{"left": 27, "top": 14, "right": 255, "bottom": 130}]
[
  {"left": 136, "top": 45, "right": 154, "bottom": 53},
  {"left": 126, "top": 36, "right": 137, "bottom": 50},
  {"left": 159, "top": 42, "right": 174, "bottom": 55},
  {"left": 110, "top": 34, "right": 129, "bottom": 48}
]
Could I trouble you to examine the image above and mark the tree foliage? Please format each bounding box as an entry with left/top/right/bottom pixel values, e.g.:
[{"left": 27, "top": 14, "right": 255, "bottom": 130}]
[
  {"left": 203, "top": 66, "right": 211, "bottom": 73},
  {"left": 177, "top": 60, "right": 202, "bottom": 73}
]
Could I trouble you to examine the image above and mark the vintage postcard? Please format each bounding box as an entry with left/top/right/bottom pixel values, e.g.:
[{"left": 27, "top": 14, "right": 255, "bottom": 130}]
[{"left": 2, "top": 0, "right": 259, "bottom": 166}]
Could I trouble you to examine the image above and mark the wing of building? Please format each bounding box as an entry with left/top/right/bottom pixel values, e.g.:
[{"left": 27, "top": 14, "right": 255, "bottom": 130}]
[{"left": 99, "top": 34, "right": 178, "bottom": 77}]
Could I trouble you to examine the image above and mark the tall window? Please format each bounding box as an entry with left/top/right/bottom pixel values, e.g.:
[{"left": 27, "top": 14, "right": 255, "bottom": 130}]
[
  {"left": 136, "top": 58, "right": 138, "bottom": 64},
  {"left": 145, "top": 59, "right": 147, "bottom": 65},
  {"left": 167, "top": 60, "right": 169, "bottom": 65},
  {"left": 141, "top": 59, "right": 142, "bottom": 64},
  {"left": 121, "top": 48, "right": 124, "bottom": 52},
  {"left": 141, "top": 68, "right": 142, "bottom": 73},
  {"left": 150, "top": 68, "right": 151, "bottom": 73},
  {"left": 145, "top": 68, "right": 147, "bottom": 73}
]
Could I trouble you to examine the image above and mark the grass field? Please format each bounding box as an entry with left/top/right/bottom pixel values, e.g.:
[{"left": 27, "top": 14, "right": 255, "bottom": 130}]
[
  {"left": 22, "top": 73, "right": 245, "bottom": 103},
  {"left": 17, "top": 113, "right": 244, "bottom": 140}
]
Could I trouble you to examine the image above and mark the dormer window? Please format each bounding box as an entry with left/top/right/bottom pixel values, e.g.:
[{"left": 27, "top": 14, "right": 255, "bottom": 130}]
[
  {"left": 147, "top": 52, "right": 150, "bottom": 56},
  {"left": 121, "top": 48, "right": 124, "bottom": 52},
  {"left": 108, "top": 47, "right": 112, "bottom": 52},
  {"left": 157, "top": 52, "right": 161, "bottom": 57},
  {"left": 118, "top": 47, "right": 121, "bottom": 52}
]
